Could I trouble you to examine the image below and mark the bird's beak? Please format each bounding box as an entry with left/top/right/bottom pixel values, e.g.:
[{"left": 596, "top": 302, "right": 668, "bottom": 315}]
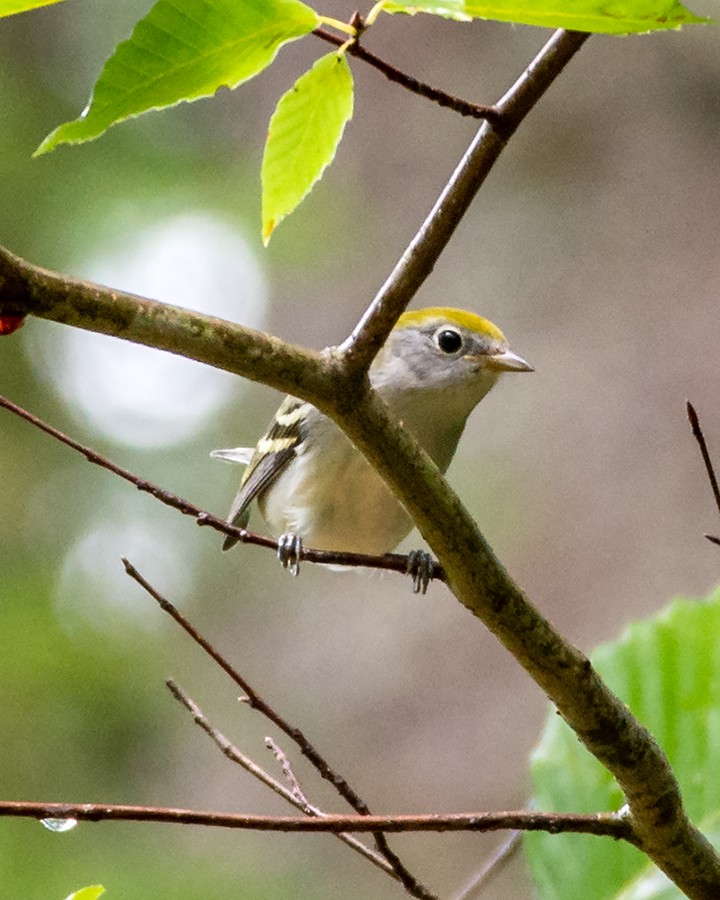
[{"left": 484, "top": 348, "right": 534, "bottom": 373}]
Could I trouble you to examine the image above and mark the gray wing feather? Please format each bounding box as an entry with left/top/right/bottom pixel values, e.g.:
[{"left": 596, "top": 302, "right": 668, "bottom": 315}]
[
  {"left": 222, "top": 396, "right": 308, "bottom": 551},
  {"left": 222, "top": 449, "right": 295, "bottom": 550}
]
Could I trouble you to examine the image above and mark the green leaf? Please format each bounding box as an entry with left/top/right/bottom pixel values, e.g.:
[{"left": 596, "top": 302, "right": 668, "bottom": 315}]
[
  {"left": 381, "top": 1, "right": 473, "bottom": 19},
  {"left": 527, "top": 586, "right": 720, "bottom": 899},
  {"left": 382, "top": 0, "right": 708, "bottom": 33},
  {"left": 0, "top": 0, "right": 64, "bottom": 16},
  {"left": 36, "top": 0, "right": 319, "bottom": 155},
  {"left": 261, "top": 51, "right": 353, "bottom": 244},
  {"left": 63, "top": 887, "right": 105, "bottom": 900}
]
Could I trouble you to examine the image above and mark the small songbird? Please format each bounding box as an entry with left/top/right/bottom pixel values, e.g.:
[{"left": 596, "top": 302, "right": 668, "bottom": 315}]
[{"left": 212, "top": 308, "right": 532, "bottom": 580}]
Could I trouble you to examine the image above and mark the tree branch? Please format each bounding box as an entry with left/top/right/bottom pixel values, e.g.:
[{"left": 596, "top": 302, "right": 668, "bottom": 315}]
[
  {"left": 0, "top": 395, "right": 444, "bottom": 585},
  {"left": 687, "top": 401, "right": 720, "bottom": 546},
  {"left": 122, "top": 558, "right": 379, "bottom": 809},
  {"left": 165, "top": 679, "right": 403, "bottom": 884},
  {"left": 0, "top": 245, "right": 330, "bottom": 404},
  {"left": 451, "top": 832, "right": 522, "bottom": 900},
  {"left": 313, "top": 27, "right": 501, "bottom": 123},
  {"left": 337, "top": 29, "right": 589, "bottom": 373},
  {"left": 0, "top": 30, "right": 590, "bottom": 386},
  {"left": 336, "top": 387, "right": 720, "bottom": 897},
  {"left": 0, "top": 801, "right": 634, "bottom": 838},
  {"left": 124, "top": 561, "right": 433, "bottom": 899}
]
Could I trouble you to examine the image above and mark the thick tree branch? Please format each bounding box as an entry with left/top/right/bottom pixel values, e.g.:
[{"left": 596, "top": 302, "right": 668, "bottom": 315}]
[
  {"left": 0, "top": 801, "right": 633, "bottom": 838},
  {"left": 337, "top": 387, "right": 720, "bottom": 897},
  {"left": 0, "top": 30, "right": 589, "bottom": 387},
  {"left": 0, "top": 245, "right": 331, "bottom": 404}
]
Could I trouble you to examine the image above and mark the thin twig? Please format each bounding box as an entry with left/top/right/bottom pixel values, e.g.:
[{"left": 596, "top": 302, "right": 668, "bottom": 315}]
[
  {"left": 687, "top": 401, "right": 720, "bottom": 545},
  {"left": 338, "top": 29, "right": 589, "bottom": 374},
  {"left": 166, "top": 680, "right": 395, "bottom": 878},
  {"left": 0, "top": 394, "right": 444, "bottom": 585},
  {"left": 313, "top": 28, "right": 501, "bottom": 123},
  {"left": 124, "top": 561, "right": 434, "bottom": 900},
  {"left": 0, "top": 800, "right": 635, "bottom": 837},
  {"left": 451, "top": 831, "right": 521, "bottom": 900},
  {"left": 123, "top": 559, "right": 364, "bottom": 804},
  {"left": 687, "top": 401, "right": 720, "bottom": 513},
  {"left": 265, "top": 736, "right": 308, "bottom": 804}
]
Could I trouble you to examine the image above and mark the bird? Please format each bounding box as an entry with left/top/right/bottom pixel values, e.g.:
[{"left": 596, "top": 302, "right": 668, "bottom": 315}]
[{"left": 212, "top": 307, "right": 532, "bottom": 587}]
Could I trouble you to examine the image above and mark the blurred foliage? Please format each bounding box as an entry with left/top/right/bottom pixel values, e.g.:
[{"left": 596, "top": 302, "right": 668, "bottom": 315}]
[{"left": 528, "top": 586, "right": 720, "bottom": 898}]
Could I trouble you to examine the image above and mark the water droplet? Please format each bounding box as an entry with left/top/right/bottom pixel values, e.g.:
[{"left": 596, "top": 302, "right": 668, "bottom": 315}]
[{"left": 41, "top": 817, "right": 78, "bottom": 832}]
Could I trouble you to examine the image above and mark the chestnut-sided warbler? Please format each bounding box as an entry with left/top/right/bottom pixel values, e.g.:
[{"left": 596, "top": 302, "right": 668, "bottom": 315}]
[{"left": 212, "top": 308, "right": 532, "bottom": 578}]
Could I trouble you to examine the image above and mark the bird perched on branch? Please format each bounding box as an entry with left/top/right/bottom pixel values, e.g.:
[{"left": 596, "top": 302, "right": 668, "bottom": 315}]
[{"left": 212, "top": 307, "right": 532, "bottom": 590}]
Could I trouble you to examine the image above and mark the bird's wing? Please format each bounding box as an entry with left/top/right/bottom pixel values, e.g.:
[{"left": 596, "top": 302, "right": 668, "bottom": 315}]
[
  {"left": 210, "top": 447, "right": 255, "bottom": 465},
  {"left": 222, "top": 396, "right": 310, "bottom": 551}
]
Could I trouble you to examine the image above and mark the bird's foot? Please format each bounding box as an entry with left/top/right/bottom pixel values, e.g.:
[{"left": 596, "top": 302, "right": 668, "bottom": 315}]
[
  {"left": 405, "top": 549, "right": 435, "bottom": 595},
  {"left": 277, "top": 533, "right": 303, "bottom": 577}
]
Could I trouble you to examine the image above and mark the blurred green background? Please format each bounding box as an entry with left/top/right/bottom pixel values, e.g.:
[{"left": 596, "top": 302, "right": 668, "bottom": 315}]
[{"left": 1, "top": 2, "right": 720, "bottom": 898}]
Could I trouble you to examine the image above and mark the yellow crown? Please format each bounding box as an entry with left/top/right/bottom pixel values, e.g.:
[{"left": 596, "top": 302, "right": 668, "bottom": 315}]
[{"left": 395, "top": 307, "right": 506, "bottom": 343}]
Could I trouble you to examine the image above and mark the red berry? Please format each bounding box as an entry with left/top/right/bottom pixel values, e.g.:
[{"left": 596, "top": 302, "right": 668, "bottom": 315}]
[{"left": 0, "top": 315, "right": 26, "bottom": 336}]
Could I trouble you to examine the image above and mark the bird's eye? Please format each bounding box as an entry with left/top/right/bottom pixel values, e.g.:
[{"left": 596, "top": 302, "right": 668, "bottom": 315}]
[{"left": 435, "top": 328, "right": 463, "bottom": 355}]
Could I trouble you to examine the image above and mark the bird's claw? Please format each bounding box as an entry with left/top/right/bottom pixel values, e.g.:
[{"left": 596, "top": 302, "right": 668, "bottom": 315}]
[
  {"left": 277, "top": 533, "right": 302, "bottom": 577},
  {"left": 406, "top": 549, "right": 434, "bottom": 595}
]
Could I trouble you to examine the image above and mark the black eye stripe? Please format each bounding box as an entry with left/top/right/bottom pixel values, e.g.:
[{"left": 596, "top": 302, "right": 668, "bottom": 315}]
[{"left": 435, "top": 328, "right": 463, "bottom": 354}]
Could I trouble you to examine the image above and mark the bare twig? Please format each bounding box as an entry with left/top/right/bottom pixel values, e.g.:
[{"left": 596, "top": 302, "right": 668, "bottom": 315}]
[
  {"left": 265, "top": 736, "right": 308, "bottom": 804},
  {"left": 165, "top": 680, "right": 396, "bottom": 878},
  {"left": 124, "top": 561, "right": 434, "bottom": 900},
  {"left": 687, "top": 401, "right": 720, "bottom": 545},
  {"left": 0, "top": 394, "right": 444, "bottom": 586},
  {"left": 313, "top": 28, "right": 501, "bottom": 123},
  {"left": 123, "top": 558, "right": 369, "bottom": 806},
  {"left": 166, "top": 680, "right": 301, "bottom": 807},
  {"left": 0, "top": 800, "right": 635, "bottom": 837},
  {"left": 338, "top": 29, "right": 590, "bottom": 373},
  {"left": 451, "top": 831, "right": 521, "bottom": 900}
]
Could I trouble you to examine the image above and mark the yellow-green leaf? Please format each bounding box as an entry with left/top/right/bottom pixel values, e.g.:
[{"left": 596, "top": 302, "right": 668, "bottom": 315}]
[
  {"left": 36, "top": 0, "right": 319, "bottom": 155},
  {"left": 262, "top": 51, "right": 353, "bottom": 244},
  {"left": 381, "top": 1, "right": 472, "bottom": 19},
  {"left": 0, "top": 0, "right": 64, "bottom": 15},
  {"left": 383, "top": 0, "right": 708, "bottom": 33},
  {"left": 63, "top": 887, "right": 105, "bottom": 900}
]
